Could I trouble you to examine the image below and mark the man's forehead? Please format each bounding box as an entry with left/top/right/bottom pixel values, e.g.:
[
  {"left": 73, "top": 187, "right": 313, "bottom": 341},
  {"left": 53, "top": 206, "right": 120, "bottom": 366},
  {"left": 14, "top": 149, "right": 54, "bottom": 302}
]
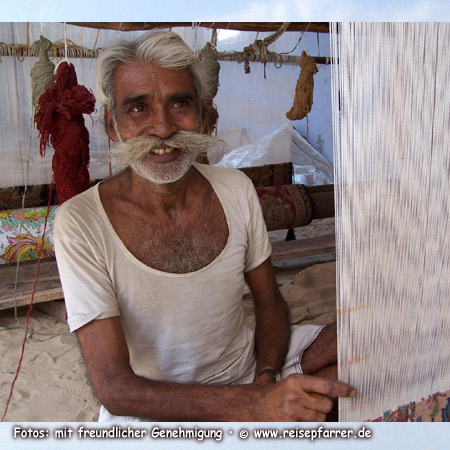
[{"left": 115, "top": 61, "right": 195, "bottom": 93}]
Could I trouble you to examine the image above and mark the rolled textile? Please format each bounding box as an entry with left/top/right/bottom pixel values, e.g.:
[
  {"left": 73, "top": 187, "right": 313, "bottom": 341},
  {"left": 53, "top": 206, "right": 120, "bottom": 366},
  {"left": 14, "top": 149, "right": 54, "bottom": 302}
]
[
  {"left": 239, "top": 162, "right": 293, "bottom": 188},
  {"left": 256, "top": 184, "right": 312, "bottom": 231}
]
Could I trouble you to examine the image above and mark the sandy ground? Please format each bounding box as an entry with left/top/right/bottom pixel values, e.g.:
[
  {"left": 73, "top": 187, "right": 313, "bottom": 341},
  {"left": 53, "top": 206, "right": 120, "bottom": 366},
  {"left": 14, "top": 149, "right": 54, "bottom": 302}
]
[
  {"left": 0, "top": 218, "right": 335, "bottom": 422},
  {"left": 0, "top": 307, "right": 100, "bottom": 422}
]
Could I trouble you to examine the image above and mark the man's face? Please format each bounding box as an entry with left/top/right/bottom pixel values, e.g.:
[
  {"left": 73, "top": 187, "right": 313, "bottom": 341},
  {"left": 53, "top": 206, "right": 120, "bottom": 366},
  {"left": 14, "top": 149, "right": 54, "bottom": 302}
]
[{"left": 106, "top": 62, "right": 202, "bottom": 184}]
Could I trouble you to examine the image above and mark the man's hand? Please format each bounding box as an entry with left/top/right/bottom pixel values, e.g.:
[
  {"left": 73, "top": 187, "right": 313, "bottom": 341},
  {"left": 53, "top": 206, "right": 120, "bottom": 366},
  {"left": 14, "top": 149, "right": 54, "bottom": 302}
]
[{"left": 250, "top": 374, "right": 356, "bottom": 422}]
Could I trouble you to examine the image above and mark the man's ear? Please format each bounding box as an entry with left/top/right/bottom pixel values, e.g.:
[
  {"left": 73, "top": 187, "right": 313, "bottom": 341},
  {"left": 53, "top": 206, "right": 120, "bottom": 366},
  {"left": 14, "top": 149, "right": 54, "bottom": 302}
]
[{"left": 104, "top": 108, "right": 120, "bottom": 142}]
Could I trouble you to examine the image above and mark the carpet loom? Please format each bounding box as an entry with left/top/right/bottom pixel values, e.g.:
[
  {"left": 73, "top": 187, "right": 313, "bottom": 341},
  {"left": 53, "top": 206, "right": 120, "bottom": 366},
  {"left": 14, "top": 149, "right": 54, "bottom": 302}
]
[{"left": 331, "top": 22, "right": 450, "bottom": 422}]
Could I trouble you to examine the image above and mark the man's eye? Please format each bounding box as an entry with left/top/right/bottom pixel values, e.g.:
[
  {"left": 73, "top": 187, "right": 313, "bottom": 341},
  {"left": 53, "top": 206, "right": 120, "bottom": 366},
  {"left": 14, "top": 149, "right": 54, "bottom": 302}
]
[
  {"left": 174, "top": 100, "right": 189, "bottom": 108},
  {"left": 130, "top": 105, "right": 146, "bottom": 113}
]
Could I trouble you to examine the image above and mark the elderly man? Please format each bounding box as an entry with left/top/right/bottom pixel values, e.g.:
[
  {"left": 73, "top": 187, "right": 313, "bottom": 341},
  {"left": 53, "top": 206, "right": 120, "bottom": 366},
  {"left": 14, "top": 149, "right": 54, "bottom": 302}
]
[{"left": 54, "top": 30, "right": 354, "bottom": 422}]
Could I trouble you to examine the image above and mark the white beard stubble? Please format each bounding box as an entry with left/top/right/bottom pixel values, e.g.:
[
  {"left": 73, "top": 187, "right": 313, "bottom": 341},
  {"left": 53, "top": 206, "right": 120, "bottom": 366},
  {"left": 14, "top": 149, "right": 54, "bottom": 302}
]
[{"left": 112, "top": 131, "right": 217, "bottom": 185}]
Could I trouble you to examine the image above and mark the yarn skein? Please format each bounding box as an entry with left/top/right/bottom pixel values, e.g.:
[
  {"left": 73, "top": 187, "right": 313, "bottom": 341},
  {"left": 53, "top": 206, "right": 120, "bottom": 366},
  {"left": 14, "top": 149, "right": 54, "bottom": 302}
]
[
  {"left": 30, "top": 36, "right": 55, "bottom": 108},
  {"left": 286, "top": 50, "right": 318, "bottom": 121},
  {"left": 197, "top": 42, "right": 221, "bottom": 164},
  {"left": 34, "top": 62, "right": 96, "bottom": 204}
]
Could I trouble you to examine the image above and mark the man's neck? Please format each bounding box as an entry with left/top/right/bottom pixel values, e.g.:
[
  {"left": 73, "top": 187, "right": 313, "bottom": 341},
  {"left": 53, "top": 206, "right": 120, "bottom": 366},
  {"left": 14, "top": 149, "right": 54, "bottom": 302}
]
[{"left": 124, "top": 165, "right": 200, "bottom": 214}]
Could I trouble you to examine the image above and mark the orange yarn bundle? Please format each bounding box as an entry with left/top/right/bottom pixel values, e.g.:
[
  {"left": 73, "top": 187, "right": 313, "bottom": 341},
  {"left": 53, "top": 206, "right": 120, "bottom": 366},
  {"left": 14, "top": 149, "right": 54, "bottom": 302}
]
[{"left": 286, "top": 50, "right": 318, "bottom": 121}]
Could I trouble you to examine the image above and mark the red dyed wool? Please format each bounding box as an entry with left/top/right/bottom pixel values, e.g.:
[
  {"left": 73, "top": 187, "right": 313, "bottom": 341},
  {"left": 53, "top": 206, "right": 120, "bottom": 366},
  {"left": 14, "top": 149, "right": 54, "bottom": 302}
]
[{"left": 34, "top": 62, "right": 96, "bottom": 204}]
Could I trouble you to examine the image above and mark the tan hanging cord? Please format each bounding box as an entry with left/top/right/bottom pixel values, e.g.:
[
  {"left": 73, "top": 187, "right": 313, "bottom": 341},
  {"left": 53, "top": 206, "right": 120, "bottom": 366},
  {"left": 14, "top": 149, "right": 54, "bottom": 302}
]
[
  {"left": 16, "top": 23, "right": 30, "bottom": 63},
  {"left": 211, "top": 28, "right": 218, "bottom": 47},
  {"left": 193, "top": 22, "right": 200, "bottom": 52},
  {"left": 91, "top": 28, "right": 101, "bottom": 52},
  {"left": 286, "top": 50, "right": 318, "bottom": 121},
  {"left": 279, "top": 23, "right": 311, "bottom": 55}
]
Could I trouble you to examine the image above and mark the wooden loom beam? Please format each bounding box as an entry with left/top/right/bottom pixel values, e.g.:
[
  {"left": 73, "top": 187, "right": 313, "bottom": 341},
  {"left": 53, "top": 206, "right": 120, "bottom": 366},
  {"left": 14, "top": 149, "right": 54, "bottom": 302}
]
[{"left": 66, "top": 22, "right": 330, "bottom": 34}]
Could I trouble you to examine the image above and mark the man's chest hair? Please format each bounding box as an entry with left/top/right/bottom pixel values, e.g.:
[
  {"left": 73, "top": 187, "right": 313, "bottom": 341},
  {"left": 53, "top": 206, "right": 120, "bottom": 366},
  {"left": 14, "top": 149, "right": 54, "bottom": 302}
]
[{"left": 118, "top": 193, "right": 229, "bottom": 274}]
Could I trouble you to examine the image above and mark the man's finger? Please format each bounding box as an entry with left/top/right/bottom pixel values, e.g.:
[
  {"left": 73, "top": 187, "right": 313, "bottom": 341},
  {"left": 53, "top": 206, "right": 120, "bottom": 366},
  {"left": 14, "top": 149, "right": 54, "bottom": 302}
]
[
  {"left": 295, "top": 407, "right": 327, "bottom": 422},
  {"left": 303, "top": 392, "right": 334, "bottom": 414},
  {"left": 292, "top": 374, "right": 357, "bottom": 398}
]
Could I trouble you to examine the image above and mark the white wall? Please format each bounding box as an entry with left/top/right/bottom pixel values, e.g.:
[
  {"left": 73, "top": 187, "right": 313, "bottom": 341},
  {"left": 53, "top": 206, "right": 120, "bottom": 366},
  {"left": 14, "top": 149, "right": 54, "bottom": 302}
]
[
  {"left": 0, "top": 23, "right": 333, "bottom": 188},
  {"left": 213, "top": 29, "right": 333, "bottom": 163}
]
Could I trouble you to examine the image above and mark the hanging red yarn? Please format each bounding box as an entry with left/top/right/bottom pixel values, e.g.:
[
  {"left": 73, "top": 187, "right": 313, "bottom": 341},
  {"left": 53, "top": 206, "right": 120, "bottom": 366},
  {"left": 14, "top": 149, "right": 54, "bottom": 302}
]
[{"left": 34, "top": 62, "right": 96, "bottom": 204}]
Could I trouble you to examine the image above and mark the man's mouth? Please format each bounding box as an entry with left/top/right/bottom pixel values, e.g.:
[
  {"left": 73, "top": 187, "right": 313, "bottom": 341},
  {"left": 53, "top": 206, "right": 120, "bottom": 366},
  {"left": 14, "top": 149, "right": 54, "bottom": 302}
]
[{"left": 150, "top": 147, "right": 175, "bottom": 155}]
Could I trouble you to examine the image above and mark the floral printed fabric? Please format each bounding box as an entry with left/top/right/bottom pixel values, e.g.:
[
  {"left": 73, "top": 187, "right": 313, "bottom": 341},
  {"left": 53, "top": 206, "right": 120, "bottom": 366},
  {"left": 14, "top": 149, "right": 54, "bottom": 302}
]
[{"left": 0, "top": 206, "right": 57, "bottom": 264}]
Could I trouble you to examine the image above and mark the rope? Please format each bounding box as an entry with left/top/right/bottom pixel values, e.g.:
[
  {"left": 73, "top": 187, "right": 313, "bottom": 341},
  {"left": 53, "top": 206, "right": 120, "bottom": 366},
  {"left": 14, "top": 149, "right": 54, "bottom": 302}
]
[
  {"left": 211, "top": 28, "right": 218, "bottom": 47},
  {"left": 91, "top": 28, "right": 100, "bottom": 52},
  {"left": 279, "top": 23, "right": 311, "bottom": 55},
  {"left": 9, "top": 116, "right": 35, "bottom": 330},
  {"left": 241, "top": 22, "right": 290, "bottom": 78},
  {"left": 108, "top": 137, "right": 113, "bottom": 178},
  {"left": 0, "top": 42, "right": 333, "bottom": 67},
  {"left": 0, "top": 40, "right": 99, "bottom": 59},
  {"left": 54, "top": 23, "right": 71, "bottom": 74},
  {"left": 193, "top": 22, "right": 200, "bottom": 52}
]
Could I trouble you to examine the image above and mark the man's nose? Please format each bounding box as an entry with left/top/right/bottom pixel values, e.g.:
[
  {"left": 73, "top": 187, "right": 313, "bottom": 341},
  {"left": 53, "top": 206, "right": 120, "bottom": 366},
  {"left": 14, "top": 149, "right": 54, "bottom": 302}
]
[{"left": 147, "top": 106, "right": 178, "bottom": 139}]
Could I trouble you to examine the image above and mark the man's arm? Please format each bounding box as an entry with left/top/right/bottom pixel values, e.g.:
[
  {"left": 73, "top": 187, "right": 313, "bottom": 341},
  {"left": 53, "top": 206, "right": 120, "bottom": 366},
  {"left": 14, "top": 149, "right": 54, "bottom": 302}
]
[
  {"left": 77, "top": 315, "right": 355, "bottom": 421},
  {"left": 77, "top": 316, "right": 255, "bottom": 421},
  {"left": 244, "top": 257, "right": 290, "bottom": 384}
]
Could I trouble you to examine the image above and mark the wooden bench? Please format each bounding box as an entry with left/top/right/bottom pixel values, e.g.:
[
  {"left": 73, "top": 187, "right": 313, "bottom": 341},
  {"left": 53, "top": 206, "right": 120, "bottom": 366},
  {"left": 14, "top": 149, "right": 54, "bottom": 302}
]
[
  {"left": 271, "top": 233, "right": 335, "bottom": 262},
  {"left": 0, "top": 258, "right": 63, "bottom": 310}
]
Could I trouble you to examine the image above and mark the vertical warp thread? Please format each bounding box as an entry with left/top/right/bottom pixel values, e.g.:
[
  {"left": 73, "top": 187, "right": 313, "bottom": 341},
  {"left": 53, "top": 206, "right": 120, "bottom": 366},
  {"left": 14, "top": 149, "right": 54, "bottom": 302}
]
[{"left": 332, "top": 22, "right": 450, "bottom": 422}]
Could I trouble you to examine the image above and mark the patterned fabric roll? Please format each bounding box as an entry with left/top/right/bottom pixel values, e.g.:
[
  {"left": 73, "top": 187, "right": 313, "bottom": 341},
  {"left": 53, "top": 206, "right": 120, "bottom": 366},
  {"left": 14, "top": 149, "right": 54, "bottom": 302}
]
[
  {"left": 239, "top": 163, "right": 293, "bottom": 188},
  {"left": 256, "top": 184, "right": 312, "bottom": 231}
]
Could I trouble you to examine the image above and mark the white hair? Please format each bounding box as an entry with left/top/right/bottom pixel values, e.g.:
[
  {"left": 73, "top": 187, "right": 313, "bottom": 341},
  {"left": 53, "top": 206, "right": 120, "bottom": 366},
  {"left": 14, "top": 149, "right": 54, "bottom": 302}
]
[{"left": 96, "top": 31, "right": 207, "bottom": 116}]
